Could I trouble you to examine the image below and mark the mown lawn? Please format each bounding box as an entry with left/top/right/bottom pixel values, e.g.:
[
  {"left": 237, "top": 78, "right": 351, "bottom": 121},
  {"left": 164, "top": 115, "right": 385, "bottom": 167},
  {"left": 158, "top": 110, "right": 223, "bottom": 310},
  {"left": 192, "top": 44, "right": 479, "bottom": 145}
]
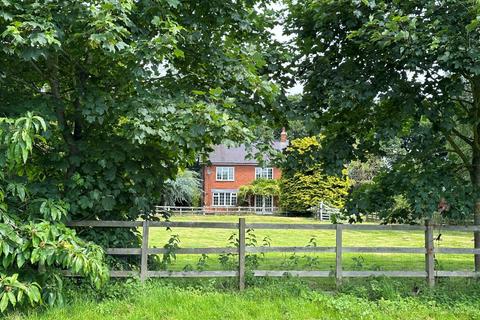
[
  {"left": 7, "top": 280, "right": 480, "bottom": 320},
  {"left": 146, "top": 215, "right": 475, "bottom": 272}
]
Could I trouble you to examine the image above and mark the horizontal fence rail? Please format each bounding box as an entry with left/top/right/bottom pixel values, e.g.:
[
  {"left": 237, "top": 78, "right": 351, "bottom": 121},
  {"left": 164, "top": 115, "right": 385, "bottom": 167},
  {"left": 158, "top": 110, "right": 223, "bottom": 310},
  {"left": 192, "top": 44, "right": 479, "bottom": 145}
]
[
  {"left": 155, "top": 206, "right": 280, "bottom": 216},
  {"left": 309, "top": 201, "right": 339, "bottom": 221},
  {"left": 66, "top": 219, "right": 480, "bottom": 289}
]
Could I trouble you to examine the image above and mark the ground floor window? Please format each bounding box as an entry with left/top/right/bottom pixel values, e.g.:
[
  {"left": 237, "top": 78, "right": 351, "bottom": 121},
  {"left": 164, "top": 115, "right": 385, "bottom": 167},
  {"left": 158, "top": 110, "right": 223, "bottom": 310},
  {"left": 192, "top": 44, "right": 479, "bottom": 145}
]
[
  {"left": 254, "top": 195, "right": 273, "bottom": 211},
  {"left": 213, "top": 192, "right": 237, "bottom": 206}
]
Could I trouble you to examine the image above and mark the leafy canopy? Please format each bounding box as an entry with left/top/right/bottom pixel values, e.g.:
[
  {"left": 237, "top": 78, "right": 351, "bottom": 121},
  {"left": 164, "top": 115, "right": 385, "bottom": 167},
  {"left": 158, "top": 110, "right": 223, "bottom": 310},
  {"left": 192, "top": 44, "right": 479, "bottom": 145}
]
[
  {"left": 287, "top": 0, "right": 480, "bottom": 222},
  {"left": 0, "top": 0, "right": 286, "bottom": 309},
  {"left": 0, "top": 0, "right": 283, "bottom": 241}
]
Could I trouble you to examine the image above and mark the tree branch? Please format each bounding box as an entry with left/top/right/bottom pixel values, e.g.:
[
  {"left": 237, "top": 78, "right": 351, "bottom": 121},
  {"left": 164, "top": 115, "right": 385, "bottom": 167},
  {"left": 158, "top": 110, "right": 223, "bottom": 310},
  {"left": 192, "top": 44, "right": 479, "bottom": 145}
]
[
  {"left": 8, "top": 74, "right": 51, "bottom": 98},
  {"left": 47, "top": 55, "right": 79, "bottom": 160},
  {"left": 452, "top": 97, "right": 473, "bottom": 106},
  {"left": 451, "top": 98, "right": 473, "bottom": 114},
  {"left": 445, "top": 134, "right": 470, "bottom": 168},
  {"left": 30, "top": 61, "right": 44, "bottom": 77},
  {"left": 451, "top": 127, "right": 474, "bottom": 146}
]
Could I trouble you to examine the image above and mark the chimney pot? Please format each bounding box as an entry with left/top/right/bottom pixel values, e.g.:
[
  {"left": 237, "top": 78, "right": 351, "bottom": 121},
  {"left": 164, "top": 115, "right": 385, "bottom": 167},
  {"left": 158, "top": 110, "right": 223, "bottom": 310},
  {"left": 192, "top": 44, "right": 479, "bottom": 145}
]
[{"left": 280, "top": 127, "right": 287, "bottom": 143}]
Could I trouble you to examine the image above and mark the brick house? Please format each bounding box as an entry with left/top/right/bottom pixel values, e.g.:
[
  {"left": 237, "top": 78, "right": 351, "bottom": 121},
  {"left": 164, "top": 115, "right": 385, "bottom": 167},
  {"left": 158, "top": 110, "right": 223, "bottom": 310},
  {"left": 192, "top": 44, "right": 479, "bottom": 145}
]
[{"left": 202, "top": 129, "right": 288, "bottom": 213}]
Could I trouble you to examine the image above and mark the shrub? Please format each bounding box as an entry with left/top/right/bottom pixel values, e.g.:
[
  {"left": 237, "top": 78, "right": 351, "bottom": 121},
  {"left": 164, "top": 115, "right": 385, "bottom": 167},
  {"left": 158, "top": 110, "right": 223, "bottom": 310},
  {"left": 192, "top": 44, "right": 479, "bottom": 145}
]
[
  {"left": 279, "top": 137, "right": 350, "bottom": 211},
  {"left": 160, "top": 170, "right": 201, "bottom": 206},
  {"left": 0, "top": 114, "right": 108, "bottom": 312}
]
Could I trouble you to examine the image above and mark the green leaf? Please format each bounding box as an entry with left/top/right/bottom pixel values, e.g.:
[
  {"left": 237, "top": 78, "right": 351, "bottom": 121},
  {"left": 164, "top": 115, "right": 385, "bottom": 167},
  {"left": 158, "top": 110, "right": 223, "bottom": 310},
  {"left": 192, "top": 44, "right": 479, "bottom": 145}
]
[
  {"left": 0, "top": 293, "right": 8, "bottom": 312},
  {"left": 29, "top": 285, "right": 41, "bottom": 303},
  {"left": 173, "top": 48, "right": 184, "bottom": 58},
  {"left": 209, "top": 87, "right": 223, "bottom": 96},
  {"left": 101, "top": 196, "right": 115, "bottom": 211},
  {"left": 16, "top": 290, "right": 23, "bottom": 304},
  {"left": 16, "top": 254, "right": 25, "bottom": 268},
  {"left": 166, "top": 0, "right": 180, "bottom": 8},
  {"left": 7, "top": 292, "right": 16, "bottom": 307}
]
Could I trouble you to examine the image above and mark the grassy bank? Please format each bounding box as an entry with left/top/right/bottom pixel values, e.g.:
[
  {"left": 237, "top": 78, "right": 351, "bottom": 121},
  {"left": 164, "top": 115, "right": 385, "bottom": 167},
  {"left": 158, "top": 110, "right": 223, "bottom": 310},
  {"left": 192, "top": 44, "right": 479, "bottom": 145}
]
[{"left": 7, "top": 278, "right": 480, "bottom": 320}]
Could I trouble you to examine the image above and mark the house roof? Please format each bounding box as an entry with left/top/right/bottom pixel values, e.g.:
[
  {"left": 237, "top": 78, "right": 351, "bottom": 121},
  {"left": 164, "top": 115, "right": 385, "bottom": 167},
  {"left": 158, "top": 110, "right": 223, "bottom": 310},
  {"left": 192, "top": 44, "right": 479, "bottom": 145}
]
[{"left": 208, "top": 141, "right": 288, "bottom": 165}]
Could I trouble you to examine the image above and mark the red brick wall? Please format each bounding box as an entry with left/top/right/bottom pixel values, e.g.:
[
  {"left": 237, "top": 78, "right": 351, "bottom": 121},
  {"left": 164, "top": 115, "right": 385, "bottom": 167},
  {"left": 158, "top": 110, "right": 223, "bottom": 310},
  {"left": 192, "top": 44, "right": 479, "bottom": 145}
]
[{"left": 202, "top": 165, "right": 282, "bottom": 206}]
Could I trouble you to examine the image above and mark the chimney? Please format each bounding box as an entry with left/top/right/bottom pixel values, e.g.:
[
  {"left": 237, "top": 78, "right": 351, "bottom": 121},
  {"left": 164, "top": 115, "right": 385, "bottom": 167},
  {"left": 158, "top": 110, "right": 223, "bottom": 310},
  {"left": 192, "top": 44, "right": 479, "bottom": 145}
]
[{"left": 280, "top": 127, "right": 287, "bottom": 143}]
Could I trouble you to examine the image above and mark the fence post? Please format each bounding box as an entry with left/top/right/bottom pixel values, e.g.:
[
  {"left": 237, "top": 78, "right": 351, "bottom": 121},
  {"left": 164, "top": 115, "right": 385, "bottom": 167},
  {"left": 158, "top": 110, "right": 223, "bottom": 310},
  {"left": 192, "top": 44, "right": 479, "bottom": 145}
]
[
  {"left": 140, "top": 220, "right": 149, "bottom": 282},
  {"left": 335, "top": 224, "right": 343, "bottom": 287},
  {"left": 238, "top": 218, "right": 246, "bottom": 291},
  {"left": 425, "top": 219, "right": 435, "bottom": 287}
]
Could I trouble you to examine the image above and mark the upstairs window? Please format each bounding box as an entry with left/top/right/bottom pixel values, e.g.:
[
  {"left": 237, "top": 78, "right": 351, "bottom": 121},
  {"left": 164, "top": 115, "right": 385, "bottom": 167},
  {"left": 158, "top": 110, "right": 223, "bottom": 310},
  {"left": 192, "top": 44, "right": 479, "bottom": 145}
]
[
  {"left": 255, "top": 167, "right": 273, "bottom": 179},
  {"left": 216, "top": 167, "right": 234, "bottom": 181}
]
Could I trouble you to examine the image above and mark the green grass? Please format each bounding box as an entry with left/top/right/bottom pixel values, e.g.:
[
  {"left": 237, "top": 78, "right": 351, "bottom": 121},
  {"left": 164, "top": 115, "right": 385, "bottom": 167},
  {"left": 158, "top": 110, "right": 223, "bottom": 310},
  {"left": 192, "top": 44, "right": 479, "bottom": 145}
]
[
  {"left": 8, "top": 279, "right": 480, "bottom": 320},
  {"left": 11, "top": 215, "right": 478, "bottom": 320},
  {"left": 146, "top": 215, "right": 474, "bottom": 272},
  {"left": 8, "top": 213, "right": 480, "bottom": 320}
]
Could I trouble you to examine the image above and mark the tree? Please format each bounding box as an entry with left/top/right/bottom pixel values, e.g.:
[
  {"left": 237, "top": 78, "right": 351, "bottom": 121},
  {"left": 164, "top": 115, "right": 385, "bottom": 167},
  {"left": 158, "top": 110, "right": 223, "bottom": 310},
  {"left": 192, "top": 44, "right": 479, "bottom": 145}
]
[
  {"left": 280, "top": 171, "right": 350, "bottom": 211},
  {"left": 0, "top": 0, "right": 286, "bottom": 307},
  {"left": 161, "top": 170, "right": 201, "bottom": 206},
  {"left": 279, "top": 137, "right": 350, "bottom": 212},
  {"left": 348, "top": 157, "right": 389, "bottom": 187},
  {"left": 0, "top": 1, "right": 283, "bottom": 245},
  {"left": 287, "top": 0, "right": 480, "bottom": 268}
]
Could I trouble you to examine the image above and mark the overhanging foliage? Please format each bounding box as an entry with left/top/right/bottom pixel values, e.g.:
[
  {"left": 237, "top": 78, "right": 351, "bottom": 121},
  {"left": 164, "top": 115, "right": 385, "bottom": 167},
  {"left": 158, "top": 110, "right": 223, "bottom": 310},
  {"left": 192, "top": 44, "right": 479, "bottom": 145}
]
[{"left": 0, "top": 0, "right": 287, "bottom": 310}]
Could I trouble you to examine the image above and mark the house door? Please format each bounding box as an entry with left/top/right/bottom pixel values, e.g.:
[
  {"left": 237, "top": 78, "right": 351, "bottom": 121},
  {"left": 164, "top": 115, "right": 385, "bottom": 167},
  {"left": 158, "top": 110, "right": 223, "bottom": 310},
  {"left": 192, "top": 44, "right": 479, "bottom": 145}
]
[{"left": 254, "top": 195, "right": 273, "bottom": 214}]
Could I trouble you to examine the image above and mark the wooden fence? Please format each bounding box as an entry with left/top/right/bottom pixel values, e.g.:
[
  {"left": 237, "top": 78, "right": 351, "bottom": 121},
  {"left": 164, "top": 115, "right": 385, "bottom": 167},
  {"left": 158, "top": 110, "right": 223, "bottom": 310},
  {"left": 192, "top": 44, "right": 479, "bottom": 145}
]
[
  {"left": 309, "top": 201, "right": 339, "bottom": 221},
  {"left": 66, "top": 219, "right": 480, "bottom": 289},
  {"left": 155, "top": 206, "right": 280, "bottom": 215}
]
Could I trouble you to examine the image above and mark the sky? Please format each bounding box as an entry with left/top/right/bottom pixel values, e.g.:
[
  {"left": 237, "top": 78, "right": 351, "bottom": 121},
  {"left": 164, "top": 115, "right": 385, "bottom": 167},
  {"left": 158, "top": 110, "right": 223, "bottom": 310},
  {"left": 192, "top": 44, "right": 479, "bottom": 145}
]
[{"left": 270, "top": 2, "right": 304, "bottom": 95}]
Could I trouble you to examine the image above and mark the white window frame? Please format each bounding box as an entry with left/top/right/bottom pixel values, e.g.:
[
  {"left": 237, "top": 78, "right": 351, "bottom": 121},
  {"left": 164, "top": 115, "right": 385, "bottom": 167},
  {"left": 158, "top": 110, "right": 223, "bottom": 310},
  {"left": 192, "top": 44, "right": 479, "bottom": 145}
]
[
  {"left": 212, "top": 192, "right": 237, "bottom": 207},
  {"left": 216, "top": 167, "right": 235, "bottom": 181},
  {"left": 255, "top": 167, "right": 274, "bottom": 179},
  {"left": 264, "top": 195, "right": 273, "bottom": 208},
  {"left": 254, "top": 195, "right": 274, "bottom": 212}
]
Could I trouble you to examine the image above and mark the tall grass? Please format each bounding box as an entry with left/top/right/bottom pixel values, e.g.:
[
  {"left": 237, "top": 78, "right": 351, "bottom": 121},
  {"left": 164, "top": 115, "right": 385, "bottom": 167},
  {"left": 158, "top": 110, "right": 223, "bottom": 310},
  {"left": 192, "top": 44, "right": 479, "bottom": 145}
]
[{"left": 7, "top": 278, "right": 480, "bottom": 320}]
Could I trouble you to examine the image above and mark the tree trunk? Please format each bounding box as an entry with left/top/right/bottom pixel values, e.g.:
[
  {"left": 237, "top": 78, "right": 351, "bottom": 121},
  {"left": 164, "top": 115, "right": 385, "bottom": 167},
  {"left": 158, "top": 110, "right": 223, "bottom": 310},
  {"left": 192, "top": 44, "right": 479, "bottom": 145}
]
[
  {"left": 475, "top": 200, "right": 480, "bottom": 272},
  {"left": 47, "top": 56, "right": 81, "bottom": 180},
  {"left": 472, "top": 77, "right": 480, "bottom": 272},
  {"left": 472, "top": 149, "right": 480, "bottom": 271}
]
